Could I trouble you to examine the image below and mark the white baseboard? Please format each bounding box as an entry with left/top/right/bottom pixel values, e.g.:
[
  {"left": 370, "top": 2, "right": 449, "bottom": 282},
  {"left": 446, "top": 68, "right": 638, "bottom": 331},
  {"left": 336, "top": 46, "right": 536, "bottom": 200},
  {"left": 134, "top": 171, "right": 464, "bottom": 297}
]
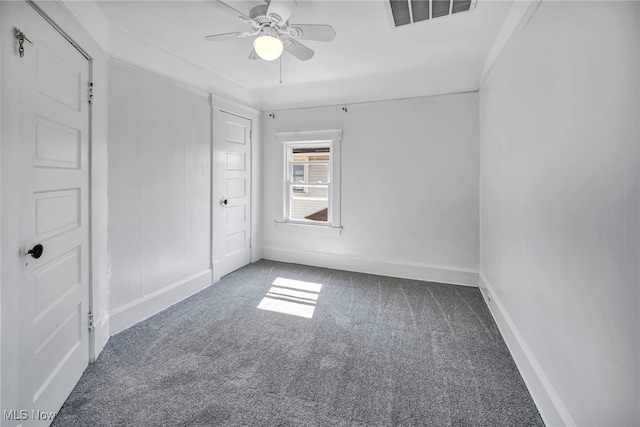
[
  {"left": 109, "top": 269, "right": 213, "bottom": 335},
  {"left": 479, "top": 272, "right": 575, "bottom": 427},
  {"left": 261, "top": 247, "right": 479, "bottom": 286}
]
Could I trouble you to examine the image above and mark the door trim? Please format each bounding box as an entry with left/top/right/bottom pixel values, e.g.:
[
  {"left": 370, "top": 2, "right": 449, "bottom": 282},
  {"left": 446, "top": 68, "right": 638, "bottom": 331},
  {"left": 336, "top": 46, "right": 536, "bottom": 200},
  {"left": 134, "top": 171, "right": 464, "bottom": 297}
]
[
  {"left": 210, "top": 95, "right": 260, "bottom": 282},
  {"left": 26, "top": 0, "right": 90, "bottom": 60}
]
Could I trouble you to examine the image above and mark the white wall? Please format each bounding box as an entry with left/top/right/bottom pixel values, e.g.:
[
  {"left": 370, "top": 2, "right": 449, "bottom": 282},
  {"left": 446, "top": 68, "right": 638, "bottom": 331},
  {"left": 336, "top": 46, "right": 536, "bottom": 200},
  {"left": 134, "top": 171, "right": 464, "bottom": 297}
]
[
  {"left": 479, "top": 2, "right": 639, "bottom": 426},
  {"left": 108, "top": 25, "right": 255, "bottom": 108},
  {"left": 108, "top": 61, "right": 212, "bottom": 334},
  {"left": 262, "top": 93, "right": 479, "bottom": 285}
]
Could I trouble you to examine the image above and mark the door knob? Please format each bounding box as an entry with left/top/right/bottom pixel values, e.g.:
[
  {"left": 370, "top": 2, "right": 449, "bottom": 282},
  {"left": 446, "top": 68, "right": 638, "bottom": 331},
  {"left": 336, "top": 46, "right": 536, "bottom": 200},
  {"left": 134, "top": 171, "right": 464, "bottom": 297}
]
[
  {"left": 220, "top": 198, "right": 228, "bottom": 207},
  {"left": 27, "top": 244, "right": 44, "bottom": 259}
]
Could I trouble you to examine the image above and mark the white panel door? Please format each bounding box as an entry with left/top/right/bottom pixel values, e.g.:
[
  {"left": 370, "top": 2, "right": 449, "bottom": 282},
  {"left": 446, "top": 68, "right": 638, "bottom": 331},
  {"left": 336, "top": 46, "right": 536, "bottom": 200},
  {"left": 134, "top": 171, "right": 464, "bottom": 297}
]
[
  {"left": 2, "top": 2, "right": 90, "bottom": 424},
  {"left": 217, "top": 112, "right": 251, "bottom": 277}
]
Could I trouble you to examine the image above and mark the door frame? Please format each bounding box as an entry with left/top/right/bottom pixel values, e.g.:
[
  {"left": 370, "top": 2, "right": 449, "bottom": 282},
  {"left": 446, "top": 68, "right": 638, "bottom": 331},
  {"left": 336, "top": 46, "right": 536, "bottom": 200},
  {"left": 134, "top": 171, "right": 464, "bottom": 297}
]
[
  {"left": 0, "top": 0, "right": 110, "bottom": 414},
  {"left": 210, "top": 95, "right": 261, "bottom": 283}
]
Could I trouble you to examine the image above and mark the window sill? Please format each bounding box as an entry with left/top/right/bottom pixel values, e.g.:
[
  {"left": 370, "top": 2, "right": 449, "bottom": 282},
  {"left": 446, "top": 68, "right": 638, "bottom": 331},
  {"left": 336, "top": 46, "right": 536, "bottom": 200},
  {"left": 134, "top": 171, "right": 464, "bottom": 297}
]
[{"left": 274, "top": 221, "right": 342, "bottom": 236}]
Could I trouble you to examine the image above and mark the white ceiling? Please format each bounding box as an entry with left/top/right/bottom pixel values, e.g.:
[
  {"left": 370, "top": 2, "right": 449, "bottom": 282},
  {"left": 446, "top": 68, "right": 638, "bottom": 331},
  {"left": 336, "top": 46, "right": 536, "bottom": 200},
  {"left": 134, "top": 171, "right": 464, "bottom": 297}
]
[{"left": 95, "top": 0, "right": 513, "bottom": 109}]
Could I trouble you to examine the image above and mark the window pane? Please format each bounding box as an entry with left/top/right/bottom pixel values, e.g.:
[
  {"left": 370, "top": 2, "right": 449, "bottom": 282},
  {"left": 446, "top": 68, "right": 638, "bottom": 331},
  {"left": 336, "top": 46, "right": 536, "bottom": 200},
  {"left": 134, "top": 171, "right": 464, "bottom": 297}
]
[
  {"left": 307, "top": 164, "right": 328, "bottom": 183},
  {"left": 292, "top": 164, "right": 305, "bottom": 182},
  {"left": 292, "top": 147, "right": 330, "bottom": 163},
  {"left": 289, "top": 164, "right": 329, "bottom": 184},
  {"left": 292, "top": 164, "right": 305, "bottom": 192},
  {"left": 292, "top": 146, "right": 330, "bottom": 156},
  {"left": 287, "top": 145, "right": 332, "bottom": 224},
  {"left": 290, "top": 185, "right": 328, "bottom": 222},
  {"left": 290, "top": 199, "right": 328, "bottom": 222}
]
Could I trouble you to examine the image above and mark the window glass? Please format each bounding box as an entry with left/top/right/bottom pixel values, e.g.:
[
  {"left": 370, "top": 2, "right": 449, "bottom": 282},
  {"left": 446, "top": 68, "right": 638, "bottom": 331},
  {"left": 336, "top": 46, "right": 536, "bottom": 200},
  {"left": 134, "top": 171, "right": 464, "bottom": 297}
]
[{"left": 287, "top": 146, "right": 331, "bottom": 223}]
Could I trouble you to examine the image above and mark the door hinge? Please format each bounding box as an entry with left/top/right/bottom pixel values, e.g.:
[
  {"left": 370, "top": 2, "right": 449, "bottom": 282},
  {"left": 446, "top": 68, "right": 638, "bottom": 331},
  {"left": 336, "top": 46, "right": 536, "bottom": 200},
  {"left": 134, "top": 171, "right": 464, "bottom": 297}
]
[
  {"left": 250, "top": 130, "right": 253, "bottom": 141},
  {"left": 88, "top": 311, "right": 95, "bottom": 331},
  {"left": 249, "top": 238, "right": 252, "bottom": 248},
  {"left": 88, "top": 82, "right": 94, "bottom": 104}
]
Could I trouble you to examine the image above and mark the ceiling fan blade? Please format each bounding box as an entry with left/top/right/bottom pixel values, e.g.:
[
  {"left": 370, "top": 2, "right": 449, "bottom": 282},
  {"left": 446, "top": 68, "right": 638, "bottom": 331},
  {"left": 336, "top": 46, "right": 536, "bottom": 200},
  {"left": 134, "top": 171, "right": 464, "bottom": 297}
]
[
  {"left": 205, "top": 31, "right": 256, "bottom": 41},
  {"left": 283, "top": 38, "right": 314, "bottom": 61},
  {"left": 205, "top": 0, "right": 250, "bottom": 19},
  {"left": 248, "top": 49, "right": 259, "bottom": 60},
  {"left": 266, "top": 0, "right": 297, "bottom": 24},
  {"left": 287, "top": 24, "right": 336, "bottom": 42}
]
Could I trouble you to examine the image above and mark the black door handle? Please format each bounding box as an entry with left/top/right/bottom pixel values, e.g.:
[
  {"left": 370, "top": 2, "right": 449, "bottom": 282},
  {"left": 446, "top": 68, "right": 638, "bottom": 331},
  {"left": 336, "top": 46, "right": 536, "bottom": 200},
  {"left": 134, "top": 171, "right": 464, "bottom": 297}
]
[
  {"left": 220, "top": 198, "right": 228, "bottom": 207},
  {"left": 27, "top": 244, "right": 44, "bottom": 259}
]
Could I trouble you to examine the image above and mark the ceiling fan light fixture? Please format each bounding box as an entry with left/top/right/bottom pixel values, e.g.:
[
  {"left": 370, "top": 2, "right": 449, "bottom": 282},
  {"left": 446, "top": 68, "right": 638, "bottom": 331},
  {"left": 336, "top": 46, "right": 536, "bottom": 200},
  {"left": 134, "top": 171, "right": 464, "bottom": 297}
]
[
  {"left": 205, "top": 0, "right": 334, "bottom": 62},
  {"left": 253, "top": 34, "right": 283, "bottom": 61}
]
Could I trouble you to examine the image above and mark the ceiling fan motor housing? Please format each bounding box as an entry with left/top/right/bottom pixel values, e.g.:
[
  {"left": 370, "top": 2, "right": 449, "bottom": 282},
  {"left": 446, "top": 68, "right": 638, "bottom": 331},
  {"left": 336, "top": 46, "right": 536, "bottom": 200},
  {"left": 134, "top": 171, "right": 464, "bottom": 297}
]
[
  {"left": 260, "top": 26, "right": 280, "bottom": 39},
  {"left": 250, "top": 3, "right": 288, "bottom": 26},
  {"left": 249, "top": 5, "right": 270, "bottom": 23}
]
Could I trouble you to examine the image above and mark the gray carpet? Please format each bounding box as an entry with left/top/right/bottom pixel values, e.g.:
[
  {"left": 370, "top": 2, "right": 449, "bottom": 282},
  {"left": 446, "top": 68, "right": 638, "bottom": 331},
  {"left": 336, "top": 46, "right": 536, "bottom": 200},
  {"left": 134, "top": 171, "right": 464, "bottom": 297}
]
[{"left": 52, "top": 260, "right": 544, "bottom": 426}]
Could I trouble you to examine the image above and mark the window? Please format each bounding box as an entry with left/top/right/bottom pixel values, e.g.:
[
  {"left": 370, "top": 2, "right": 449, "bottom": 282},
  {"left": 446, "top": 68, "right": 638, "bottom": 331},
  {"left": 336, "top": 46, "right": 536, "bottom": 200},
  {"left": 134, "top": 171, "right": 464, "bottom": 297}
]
[
  {"left": 287, "top": 145, "right": 331, "bottom": 222},
  {"left": 275, "top": 130, "right": 342, "bottom": 232}
]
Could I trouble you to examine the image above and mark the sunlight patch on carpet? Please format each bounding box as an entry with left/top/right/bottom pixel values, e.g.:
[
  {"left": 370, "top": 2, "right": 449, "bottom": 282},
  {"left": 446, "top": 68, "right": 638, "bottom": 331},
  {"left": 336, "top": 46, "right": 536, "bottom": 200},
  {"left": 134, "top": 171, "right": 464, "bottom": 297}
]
[{"left": 257, "top": 277, "right": 323, "bottom": 319}]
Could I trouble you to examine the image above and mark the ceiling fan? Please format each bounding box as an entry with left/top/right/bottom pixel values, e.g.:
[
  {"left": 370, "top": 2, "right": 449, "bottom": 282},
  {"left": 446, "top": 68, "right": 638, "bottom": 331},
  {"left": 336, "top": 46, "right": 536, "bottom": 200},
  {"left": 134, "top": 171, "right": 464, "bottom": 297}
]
[{"left": 204, "top": 0, "right": 336, "bottom": 61}]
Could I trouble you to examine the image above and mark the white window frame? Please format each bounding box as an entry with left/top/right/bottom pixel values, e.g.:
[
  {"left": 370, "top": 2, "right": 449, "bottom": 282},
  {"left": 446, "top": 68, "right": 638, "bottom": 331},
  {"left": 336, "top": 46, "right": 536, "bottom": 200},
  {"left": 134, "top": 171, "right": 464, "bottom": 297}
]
[
  {"left": 275, "top": 130, "right": 342, "bottom": 234},
  {"left": 286, "top": 142, "right": 331, "bottom": 223}
]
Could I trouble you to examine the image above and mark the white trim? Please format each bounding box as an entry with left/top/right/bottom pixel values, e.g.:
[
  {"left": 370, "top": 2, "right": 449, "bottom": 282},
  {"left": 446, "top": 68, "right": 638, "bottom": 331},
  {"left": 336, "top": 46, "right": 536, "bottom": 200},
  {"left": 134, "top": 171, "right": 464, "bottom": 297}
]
[
  {"left": 212, "top": 260, "right": 222, "bottom": 284},
  {"left": 274, "top": 130, "right": 343, "bottom": 228},
  {"left": 55, "top": 0, "right": 109, "bottom": 53},
  {"left": 479, "top": 272, "right": 576, "bottom": 427},
  {"left": 211, "top": 94, "right": 260, "bottom": 117},
  {"left": 264, "top": 91, "right": 478, "bottom": 114},
  {"left": 93, "top": 312, "right": 110, "bottom": 358},
  {"left": 275, "top": 129, "right": 343, "bottom": 143},
  {"left": 252, "top": 247, "right": 263, "bottom": 263},
  {"left": 251, "top": 115, "right": 262, "bottom": 264},
  {"left": 109, "top": 270, "right": 213, "bottom": 335},
  {"left": 108, "top": 56, "right": 209, "bottom": 98},
  {"left": 274, "top": 221, "right": 342, "bottom": 236},
  {"left": 262, "top": 247, "right": 479, "bottom": 286}
]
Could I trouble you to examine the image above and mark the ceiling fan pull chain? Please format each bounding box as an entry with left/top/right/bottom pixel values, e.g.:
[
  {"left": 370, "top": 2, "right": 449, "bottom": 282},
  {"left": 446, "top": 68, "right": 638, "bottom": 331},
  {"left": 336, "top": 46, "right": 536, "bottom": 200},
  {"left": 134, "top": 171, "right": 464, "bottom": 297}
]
[{"left": 279, "top": 54, "right": 282, "bottom": 84}]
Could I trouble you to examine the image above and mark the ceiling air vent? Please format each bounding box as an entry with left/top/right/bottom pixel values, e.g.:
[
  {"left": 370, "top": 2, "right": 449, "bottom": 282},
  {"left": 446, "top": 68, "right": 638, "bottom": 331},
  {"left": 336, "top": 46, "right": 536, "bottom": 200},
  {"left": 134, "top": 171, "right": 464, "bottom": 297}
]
[{"left": 389, "top": 0, "right": 477, "bottom": 27}]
